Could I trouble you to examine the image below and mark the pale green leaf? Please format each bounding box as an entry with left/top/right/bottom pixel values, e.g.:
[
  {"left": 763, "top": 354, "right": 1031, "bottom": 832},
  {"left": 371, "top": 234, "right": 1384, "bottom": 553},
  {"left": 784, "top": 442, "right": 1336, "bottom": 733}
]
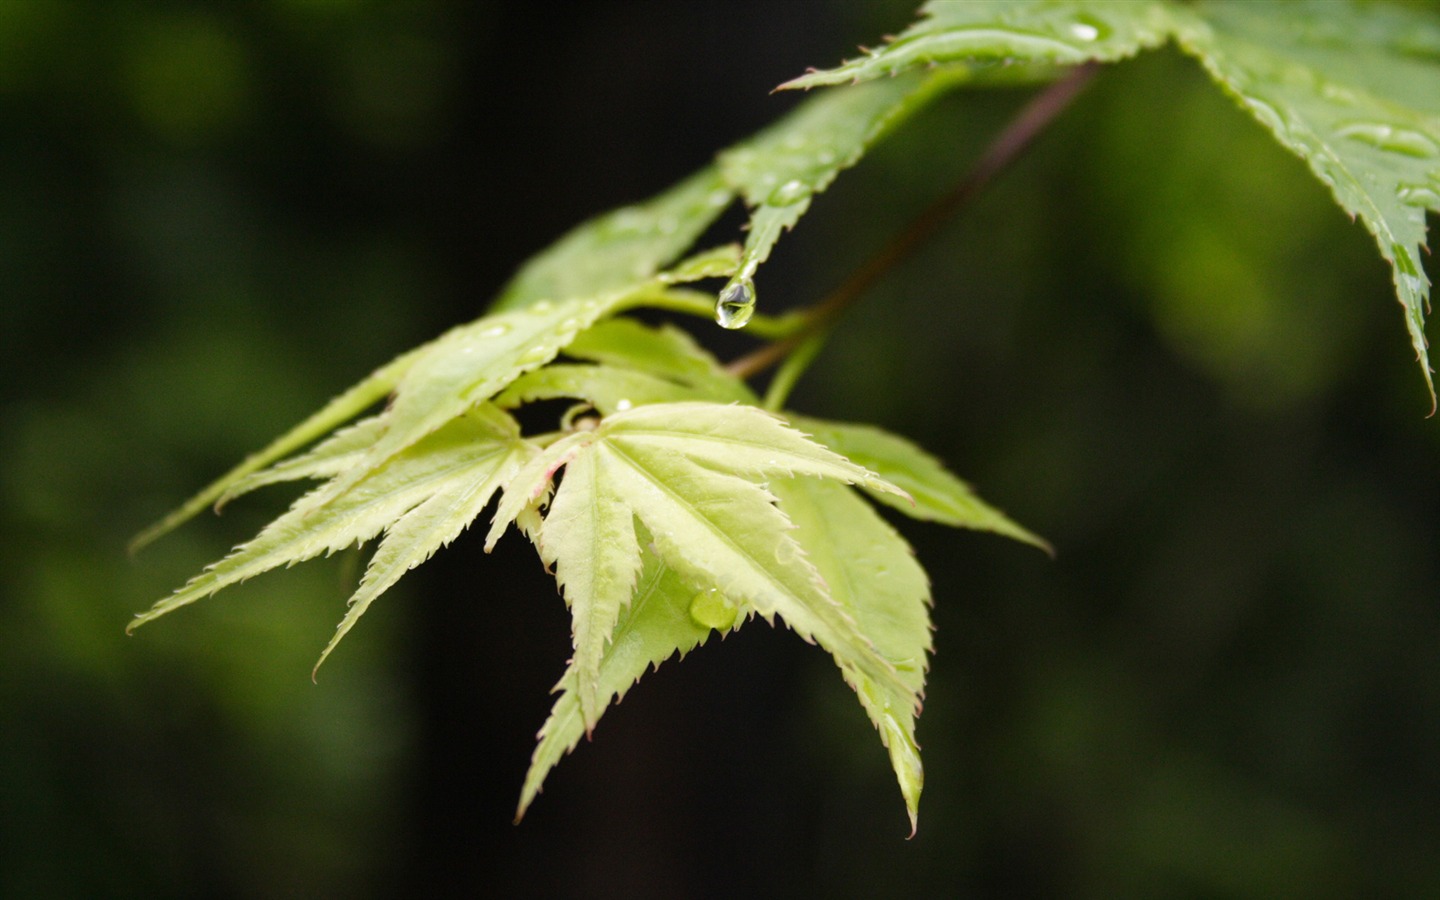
[
  {"left": 517, "top": 539, "right": 714, "bottom": 821},
  {"left": 574, "top": 404, "right": 908, "bottom": 700},
  {"left": 489, "top": 166, "right": 734, "bottom": 313},
  {"left": 535, "top": 449, "right": 644, "bottom": 730},
  {"left": 316, "top": 291, "right": 632, "bottom": 506},
  {"left": 780, "top": 0, "right": 1175, "bottom": 90},
  {"left": 787, "top": 414, "right": 1049, "bottom": 551},
  {"left": 600, "top": 446, "right": 903, "bottom": 701},
  {"left": 484, "top": 430, "right": 594, "bottom": 552},
  {"left": 492, "top": 402, "right": 913, "bottom": 768},
  {"left": 313, "top": 433, "right": 531, "bottom": 676},
  {"left": 773, "top": 477, "right": 931, "bottom": 834},
  {"left": 1171, "top": 0, "right": 1440, "bottom": 403},
  {"left": 601, "top": 402, "right": 907, "bottom": 498},
  {"left": 128, "top": 406, "right": 525, "bottom": 633}
]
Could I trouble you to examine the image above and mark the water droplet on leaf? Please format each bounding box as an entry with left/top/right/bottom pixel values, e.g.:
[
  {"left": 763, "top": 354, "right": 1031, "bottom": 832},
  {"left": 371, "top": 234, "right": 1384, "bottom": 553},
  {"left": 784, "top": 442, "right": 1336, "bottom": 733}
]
[
  {"left": 1398, "top": 183, "right": 1440, "bottom": 207},
  {"left": 1336, "top": 122, "right": 1439, "bottom": 158},
  {"left": 715, "top": 277, "right": 756, "bottom": 330},
  {"left": 614, "top": 398, "right": 633, "bottom": 412},
  {"left": 1069, "top": 14, "right": 1109, "bottom": 42},
  {"left": 769, "top": 179, "right": 809, "bottom": 205},
  {"left": 480, "top": 323, "right": 512, "bottom": 338},
  {"left": 688, "top": 588, "right": 737, "bottom": 631}
]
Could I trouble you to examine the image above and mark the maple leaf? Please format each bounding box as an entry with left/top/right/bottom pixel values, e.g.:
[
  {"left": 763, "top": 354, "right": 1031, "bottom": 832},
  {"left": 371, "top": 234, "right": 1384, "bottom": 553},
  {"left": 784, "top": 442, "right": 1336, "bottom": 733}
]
[
  {"left": 486, "top": 402, "right": 915, "bottom": 760},
  {"left": 128, "top": 404, "right": 532, "bottom": 674}
]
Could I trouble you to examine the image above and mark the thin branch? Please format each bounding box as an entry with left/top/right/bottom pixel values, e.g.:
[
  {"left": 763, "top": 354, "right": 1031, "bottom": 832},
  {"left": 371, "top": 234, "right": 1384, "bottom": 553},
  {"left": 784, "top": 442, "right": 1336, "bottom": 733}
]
[{"left": 728, "top": 61, "right": 1101, "bottom": 382}]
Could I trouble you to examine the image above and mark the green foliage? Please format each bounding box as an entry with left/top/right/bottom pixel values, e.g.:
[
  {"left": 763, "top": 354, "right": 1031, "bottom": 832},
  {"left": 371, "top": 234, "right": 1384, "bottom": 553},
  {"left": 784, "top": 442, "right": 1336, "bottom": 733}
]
[
  {"left": 788, "top": 0, "right": 1440, "bottom": 402},
  {"left": 130, "top": 0, "right": 1440, "bottom": 832},
  {"left": 1168, "top": 1, "right": 1440, "bottom": 402}
]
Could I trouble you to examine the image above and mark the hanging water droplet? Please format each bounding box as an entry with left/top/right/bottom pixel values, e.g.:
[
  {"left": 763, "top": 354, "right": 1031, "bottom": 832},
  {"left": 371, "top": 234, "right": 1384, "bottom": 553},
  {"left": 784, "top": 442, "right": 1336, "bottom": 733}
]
[
  {"left": 1336, "top": 122, "right": 1439, "bottom": 159},
  {"left": 688, "top": 588, "right": 737, "bottom": 631},
  {"left": 715, "top": 277, "right": 756, "bottom": 329},
  {"left": 769, "top": 179, "right": 809, "bottom": 205}
]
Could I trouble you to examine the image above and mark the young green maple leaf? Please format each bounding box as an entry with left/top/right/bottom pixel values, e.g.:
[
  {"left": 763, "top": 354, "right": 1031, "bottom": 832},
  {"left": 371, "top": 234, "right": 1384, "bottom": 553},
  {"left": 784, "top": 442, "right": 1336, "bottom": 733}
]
[
  {"left": 129, "top": 404, "right": 532, "bottom": 673},
  {"left": 486, "top": 401, "right": 913, "bottom": 739}
]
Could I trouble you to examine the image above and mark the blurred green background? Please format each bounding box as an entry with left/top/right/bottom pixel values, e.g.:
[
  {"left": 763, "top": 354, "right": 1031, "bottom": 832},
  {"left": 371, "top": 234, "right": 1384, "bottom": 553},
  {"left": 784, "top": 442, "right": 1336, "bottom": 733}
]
[{"left": 4, "top": 1, "right": 1440, "bottom": 896}]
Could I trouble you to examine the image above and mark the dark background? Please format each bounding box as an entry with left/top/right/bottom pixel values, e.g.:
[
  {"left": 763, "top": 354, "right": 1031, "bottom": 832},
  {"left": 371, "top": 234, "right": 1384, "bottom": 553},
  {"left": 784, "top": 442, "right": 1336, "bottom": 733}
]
[{"left": 4, "top": 1, "right": 1440, "bottom": 896}]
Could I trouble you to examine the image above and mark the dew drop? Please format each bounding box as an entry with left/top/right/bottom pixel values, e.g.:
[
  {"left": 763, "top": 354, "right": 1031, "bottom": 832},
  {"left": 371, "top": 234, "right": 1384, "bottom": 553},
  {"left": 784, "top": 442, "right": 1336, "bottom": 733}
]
[
  {"left": 614, "top": 398, "right": 633, "bottom": 412},
  {"left": 480, "top": 323, "right": 512, "bottom": 338},
  {"left": 529, "top": 299, "right": 555, "bottom": 314},
  {"left": 518, "top": 346, "right": 550, "bottom": 365},
  {"left": 688, "top": 588, "right": 738, "bottom": 631},
  {"left": 1068, "top": 14, "right": 1109, "bottom": 42},
  {"left": 715, "top": 277, "right": 756, "bottom": 329},
  {"left": 769, "top": 179, "right": 809, "bottom": 205},
  {"left": 1336, "top": 122, "right": 1439, "bottom": 158}
]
